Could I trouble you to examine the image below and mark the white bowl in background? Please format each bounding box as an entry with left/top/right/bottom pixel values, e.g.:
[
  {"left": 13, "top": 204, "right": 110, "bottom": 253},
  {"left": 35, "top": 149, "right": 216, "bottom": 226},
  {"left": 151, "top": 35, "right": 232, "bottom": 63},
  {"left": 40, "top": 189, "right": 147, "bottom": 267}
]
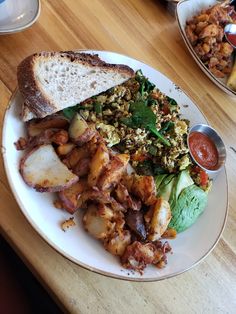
[{"left": 0, "top": 0, "right": 40, "bottom": 34}]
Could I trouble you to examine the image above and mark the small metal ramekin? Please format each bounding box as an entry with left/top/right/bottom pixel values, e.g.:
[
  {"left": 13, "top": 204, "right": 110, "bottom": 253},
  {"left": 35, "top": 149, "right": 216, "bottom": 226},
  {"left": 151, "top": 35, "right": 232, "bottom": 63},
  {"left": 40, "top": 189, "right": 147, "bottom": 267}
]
[{"left": 187, "top": 124, "right": 226, "bottom": 178}]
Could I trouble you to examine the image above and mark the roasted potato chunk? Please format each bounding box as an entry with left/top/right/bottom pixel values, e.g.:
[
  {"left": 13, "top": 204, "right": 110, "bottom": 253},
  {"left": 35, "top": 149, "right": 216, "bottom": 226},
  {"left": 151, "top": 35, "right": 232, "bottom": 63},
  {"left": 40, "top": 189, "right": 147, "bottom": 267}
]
[
  {"left": 97, "top": 154, "right": 129, "bottom": 190},
  {"left": 69, "top": 113, "right": 96, "bottom": 145},
  {"left": 20, "top": 144, "right": 78, "bottom": 192},
  {"left": 83, "top": 204, "right": 115, "bottom": 240},
  {"left": 130, "top": 175, "right": 157, "bottom": 206},
  {"left": 145, "top": 198, "right": 172, "bottom": 241},
  {"left": 87, "top": 142, "right": 110, "bottom": 187},
  {"left": 104, "top": 230, "right": 131, "bottom": 256},
  {"left": 58, "top": 179, "right": 88, "bottom": 214}
]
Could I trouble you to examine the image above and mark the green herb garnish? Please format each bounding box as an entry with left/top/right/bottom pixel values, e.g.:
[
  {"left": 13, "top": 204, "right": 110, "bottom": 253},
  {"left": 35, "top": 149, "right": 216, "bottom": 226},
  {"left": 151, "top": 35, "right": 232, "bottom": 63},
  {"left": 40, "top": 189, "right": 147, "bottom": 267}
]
[
  {"left": 136, "top": 69, "right": 155, "bottom": 96},
  {"left": 93, "top": 102, "right": 102, "bottom": 114},
  {"left": 63, "top": 104, "right": 84, "bottom": 120},
  {"left": 121, "top": 100, "right": 170, "bottom": 146}
]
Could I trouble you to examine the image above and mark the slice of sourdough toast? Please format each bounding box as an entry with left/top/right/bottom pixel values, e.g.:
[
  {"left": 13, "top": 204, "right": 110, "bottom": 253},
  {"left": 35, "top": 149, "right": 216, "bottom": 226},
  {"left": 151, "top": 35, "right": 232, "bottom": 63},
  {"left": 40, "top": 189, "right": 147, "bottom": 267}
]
[{"left": 17, "top": 51, "right": 135, "bottom": 121}]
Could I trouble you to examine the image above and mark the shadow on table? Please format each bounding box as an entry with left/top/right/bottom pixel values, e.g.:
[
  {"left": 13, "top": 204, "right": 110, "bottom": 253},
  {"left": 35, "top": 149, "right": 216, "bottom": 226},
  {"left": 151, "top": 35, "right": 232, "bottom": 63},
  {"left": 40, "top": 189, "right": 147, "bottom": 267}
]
[{"left": 0, "top": 235, "right": 63, "bottom": 314}]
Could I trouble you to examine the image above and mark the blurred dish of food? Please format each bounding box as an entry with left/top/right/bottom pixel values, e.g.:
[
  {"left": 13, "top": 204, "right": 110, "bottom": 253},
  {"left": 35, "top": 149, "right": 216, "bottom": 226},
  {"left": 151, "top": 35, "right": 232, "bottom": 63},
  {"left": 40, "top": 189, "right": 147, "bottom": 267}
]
[
  {"left": 176, "top": 0, "right": 236, "bottom": 95},
  {"left": 0, "top": 0, "right": 40, "bottom": 35}
]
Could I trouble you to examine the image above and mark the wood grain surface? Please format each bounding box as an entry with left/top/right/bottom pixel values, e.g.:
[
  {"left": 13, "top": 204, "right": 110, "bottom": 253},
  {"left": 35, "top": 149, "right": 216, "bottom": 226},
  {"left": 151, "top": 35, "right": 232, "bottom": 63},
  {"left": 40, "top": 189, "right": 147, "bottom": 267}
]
[{"left": 0, "top": 0, "right": 235, "bottom": 313}]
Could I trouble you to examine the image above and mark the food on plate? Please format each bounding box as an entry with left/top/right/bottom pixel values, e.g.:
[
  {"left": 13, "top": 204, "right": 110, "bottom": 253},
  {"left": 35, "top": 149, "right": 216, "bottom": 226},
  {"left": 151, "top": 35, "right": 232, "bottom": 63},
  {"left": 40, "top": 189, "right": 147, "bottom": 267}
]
[
  {"left": 185, "top": 1, "right": 236, "bottom": 78},
  {"left": 61, "top": 217, "right": 76, "bottom": 232},
  {"left": 16, "top": 52, "right": 212, "bottom": 273},
  {"left": 188, "top": 131, "right": 219, "bottom": 170},
  {"left": 20, "top": 144, "right": 78, "bottom": 192},
  {"left": 17, "top": 51, "right": 134, "bottom": 121},
  {"left": 227, "top": 58, "right": 236, "bottom": 90},
  {"left": 156, "top": 170, "right": 207, "bottom": 232}
]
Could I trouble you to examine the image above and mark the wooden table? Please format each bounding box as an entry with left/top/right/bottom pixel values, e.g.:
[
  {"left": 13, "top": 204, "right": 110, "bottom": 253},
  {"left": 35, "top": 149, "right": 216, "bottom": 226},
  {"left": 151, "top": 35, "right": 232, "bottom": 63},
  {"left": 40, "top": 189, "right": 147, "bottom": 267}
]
[{"left": 0, "top": 1, "right": 236, "bottom": 313}]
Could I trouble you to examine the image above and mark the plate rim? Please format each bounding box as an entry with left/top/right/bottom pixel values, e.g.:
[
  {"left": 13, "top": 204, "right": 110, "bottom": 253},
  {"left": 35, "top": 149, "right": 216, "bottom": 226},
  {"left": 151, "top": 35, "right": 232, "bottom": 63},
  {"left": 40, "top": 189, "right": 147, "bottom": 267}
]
[
  {"left": 1, "top": 50, "right": 229, "bottom": 282},
  {"left": 0, "top": 0, "right": 41, "bottom": 34},
  {"left": 176, "top": 0, "right": 236, "bottom": 97}
]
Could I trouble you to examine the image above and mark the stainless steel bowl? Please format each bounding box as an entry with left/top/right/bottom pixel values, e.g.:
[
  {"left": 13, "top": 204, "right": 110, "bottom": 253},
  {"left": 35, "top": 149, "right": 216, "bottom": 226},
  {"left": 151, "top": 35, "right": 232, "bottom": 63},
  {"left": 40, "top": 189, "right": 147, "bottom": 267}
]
[{"left": 187, "top": 124, "right": 226, "bottom": 178}]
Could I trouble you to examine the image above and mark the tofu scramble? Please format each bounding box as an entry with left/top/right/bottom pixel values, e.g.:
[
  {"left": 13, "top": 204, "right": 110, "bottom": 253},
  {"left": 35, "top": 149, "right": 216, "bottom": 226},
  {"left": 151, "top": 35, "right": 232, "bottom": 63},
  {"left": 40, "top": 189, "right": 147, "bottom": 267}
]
[{"left": 64, "top": 70, "right": 191, "bottom": 176}]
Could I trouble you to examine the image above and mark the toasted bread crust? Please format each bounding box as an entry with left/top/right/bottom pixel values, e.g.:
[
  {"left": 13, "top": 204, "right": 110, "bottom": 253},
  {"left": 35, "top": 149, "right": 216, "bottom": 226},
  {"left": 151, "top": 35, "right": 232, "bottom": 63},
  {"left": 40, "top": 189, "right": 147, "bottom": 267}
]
[{"left": 17, "top": 51, "right": 135, "bottom": 121}]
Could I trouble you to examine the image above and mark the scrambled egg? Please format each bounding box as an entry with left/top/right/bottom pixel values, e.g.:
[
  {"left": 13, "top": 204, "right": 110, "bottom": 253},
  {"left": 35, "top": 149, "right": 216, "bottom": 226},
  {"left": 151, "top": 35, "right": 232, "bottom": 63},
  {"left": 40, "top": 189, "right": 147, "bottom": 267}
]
[{"left": 96, "top": 122, "right": 120, "bottom": 147}]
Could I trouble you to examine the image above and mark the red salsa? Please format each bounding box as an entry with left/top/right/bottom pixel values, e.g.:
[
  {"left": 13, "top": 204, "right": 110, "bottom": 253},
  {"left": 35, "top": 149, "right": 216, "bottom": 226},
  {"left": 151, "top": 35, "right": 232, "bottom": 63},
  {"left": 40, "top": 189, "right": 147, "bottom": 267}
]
[
  {"left": 189, "top": 131, "right": 219, "bottom": 170},
  {"left": 225, "top": 33, "right": 236, "bottom": 47}
]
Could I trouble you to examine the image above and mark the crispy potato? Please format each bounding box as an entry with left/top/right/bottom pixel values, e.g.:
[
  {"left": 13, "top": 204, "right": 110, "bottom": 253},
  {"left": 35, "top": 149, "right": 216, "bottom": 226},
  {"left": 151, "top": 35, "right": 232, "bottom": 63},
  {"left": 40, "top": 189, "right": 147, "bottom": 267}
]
[
  {"left": 130, "top": 175, "right": 157, "bottom": 206},
  {"left": 87, "top": 142, "right": 110, "bottom": 187},
  {"left": 97, "top": 154, "right": 129, "bottom": 190},
  {"left": 69, "top": 113, "right": 96, "bottom": 145},
  {"left": 58, "top": 179, "right": 88, "bottom": 214},
  {"left": 114, "top": 183, "right": 141, "bottom": 211},
  {"left": 57, "top": 143, "right": 76, "bottom": 156},
  {"left": 27, "top": 115, "right": 69, "bottom": 137},
  {"left": 20, "top": 144, "right": 78, "bottom": 192},
  {"left": 61, "top": 217, "right": 76, "bottom": 231},
  {"left": 104, "top": 230, "right": 131, "bottom": 256},
  {"left": 83, "top": 204, "right": 115, "bottom": 239},
  {"left": 145, "top": 197, "right": 172, "bottom": 241},
  {"left": 63, "top": 147, "right": 89, "bottom": 169},
  {"left": 73, "top": 157, "right": 90, "bottom": 177}
]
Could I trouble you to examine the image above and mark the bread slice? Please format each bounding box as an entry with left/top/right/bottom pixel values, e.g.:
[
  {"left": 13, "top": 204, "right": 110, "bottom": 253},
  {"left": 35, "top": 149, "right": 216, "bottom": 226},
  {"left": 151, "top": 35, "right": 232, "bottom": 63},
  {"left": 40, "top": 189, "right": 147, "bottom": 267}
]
[{"left": 17, "top": 51, "right": 135, "bottom": 121}]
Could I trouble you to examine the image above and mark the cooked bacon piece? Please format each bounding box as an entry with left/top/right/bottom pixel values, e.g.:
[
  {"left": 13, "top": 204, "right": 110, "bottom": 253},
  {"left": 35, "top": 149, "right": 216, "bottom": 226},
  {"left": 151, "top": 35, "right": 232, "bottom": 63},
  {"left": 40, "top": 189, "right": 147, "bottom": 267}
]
[
  {"left": 153, "top": 241, "right": 172, "bottom": 269},
  {"left": 121, "top": 241, "right": 156, "bottom": 273}
]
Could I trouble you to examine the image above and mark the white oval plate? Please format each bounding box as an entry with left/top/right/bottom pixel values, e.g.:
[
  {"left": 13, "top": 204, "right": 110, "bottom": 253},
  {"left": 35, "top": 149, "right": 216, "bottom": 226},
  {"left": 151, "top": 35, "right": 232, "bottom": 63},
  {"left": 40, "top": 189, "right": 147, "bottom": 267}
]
[
  {"left": 0, "top": 0, "right": 40, "bottom": 35},
  {"left": 2, "top": 51, "right": 228, "bottom": 281},
  {"left": 176, "top": 0, "right": 236, "bottom": 97}
]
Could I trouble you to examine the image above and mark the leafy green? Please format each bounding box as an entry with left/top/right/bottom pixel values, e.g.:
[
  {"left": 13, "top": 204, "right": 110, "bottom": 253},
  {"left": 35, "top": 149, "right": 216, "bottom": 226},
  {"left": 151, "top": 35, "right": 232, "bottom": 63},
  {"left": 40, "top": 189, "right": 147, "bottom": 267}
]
[
  {"left": 93, "top": 102, "right": 102, "bottom": 114},
  {"left": 136, "top": 160, "right": 166, "bottom": 176},
  {"left": 136, "top": 69, "right": 155, "bottom": 96},
  {"left": 166, "top": 96, "right": 178, "bottom": 113},
  {"left": 121, "top": 100, "right": 170, "bottom": 146},
  {"left": 159, "top": 121, "right": 174, "bottom": 134},
  {"left": 63, "top": 104, "right": 84, "bottom": 120},
  {"left": 148, "top": 145, "right": 158, "bottom": 156}
]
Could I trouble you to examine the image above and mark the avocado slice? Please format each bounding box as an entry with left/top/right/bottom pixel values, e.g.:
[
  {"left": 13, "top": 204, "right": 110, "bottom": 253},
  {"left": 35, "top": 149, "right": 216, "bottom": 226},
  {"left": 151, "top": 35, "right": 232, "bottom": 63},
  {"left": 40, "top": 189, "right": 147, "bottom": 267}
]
[
  {"left": 157, "top": 174, "right": 176, "bottom": 201},
  {"left": 155, "top": 174, "right": 168, "bottom": 191},
  {"left": 168, "top": 184, "right": 207, "bottom": 232},
  {"left": 169, "top": 169, "right": 194, "bottom": 208}
]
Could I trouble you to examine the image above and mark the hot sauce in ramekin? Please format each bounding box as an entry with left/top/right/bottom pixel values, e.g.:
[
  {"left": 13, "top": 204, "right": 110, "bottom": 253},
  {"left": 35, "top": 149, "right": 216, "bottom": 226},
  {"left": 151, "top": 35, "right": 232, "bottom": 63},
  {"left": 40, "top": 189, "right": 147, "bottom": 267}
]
[{"left": 188, "top": 131, "right": 219, "bottom": 170}]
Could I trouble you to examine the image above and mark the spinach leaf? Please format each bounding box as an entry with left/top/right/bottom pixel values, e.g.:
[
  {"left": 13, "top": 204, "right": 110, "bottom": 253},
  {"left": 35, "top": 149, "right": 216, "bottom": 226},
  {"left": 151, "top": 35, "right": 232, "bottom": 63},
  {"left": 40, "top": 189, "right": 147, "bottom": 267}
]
[
  {"left": 121, "top": 100, "right": 170, "bottom": 146},
  {"left": 136, "top": 160, "right": 166, "bottom": 176},
  {"left": 166, "top": 96, "right": 178, "bottom": 112},
  {"left": 63, "top": 102, "right": 92, "bottom": 119},
  {"left": 159, "top": 121, "right": 174, "bottom": 134},
  {"left": 93, "top": 101, "right": 102, "bottom": 114},
  {"left": 136, "top": 69, "right": 155, "bottom": 96}
]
